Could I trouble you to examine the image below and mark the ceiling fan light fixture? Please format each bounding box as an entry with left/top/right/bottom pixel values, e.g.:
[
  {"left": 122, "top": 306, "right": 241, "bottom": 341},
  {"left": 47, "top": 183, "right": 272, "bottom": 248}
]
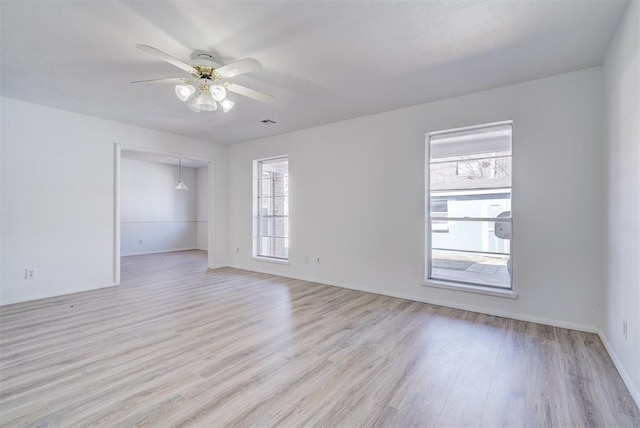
[
  {"left": 220, "top": 98, "right": 235, "bottom": 113},
  {"left": 211, "top": 85, "right": 227, "bottom": 102},
  {"left": 187, "top": 99, "right": 201, "bottom": 112},
  {"left": 134, "top": 45, "right": 273, "bottom": 112},
  {"left": 175, "top": 84, "right": 195, "bottom": 101},
  {"left": 200, "top": 103, "right": 217, "bottom": 112},
  {"left": 193, "top": 87, "right": 217, "bottom": 111}
]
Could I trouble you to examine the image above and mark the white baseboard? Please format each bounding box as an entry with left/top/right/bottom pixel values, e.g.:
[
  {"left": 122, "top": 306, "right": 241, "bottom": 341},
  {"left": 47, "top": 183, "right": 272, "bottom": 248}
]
[
  {"left": 597, "top": 329, "right": 640, "bottom": 409},
  {"left": 0, "top": 283, "right": 116, "bottom": 306},
  {"left": 226, "top": 264, "right": 598, "bottom": 333},
  {"left": 121, "top": 247, "right": 199, "bottom": 256}
]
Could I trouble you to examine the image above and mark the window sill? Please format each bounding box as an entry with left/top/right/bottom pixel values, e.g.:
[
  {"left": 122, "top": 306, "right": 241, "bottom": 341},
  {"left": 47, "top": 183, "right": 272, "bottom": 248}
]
[
  {"left": 252, "top": 256, "right": 290, "bottom": 265},
  {"left": 423, "top": 279, "right": 518, "bottom": 299}
]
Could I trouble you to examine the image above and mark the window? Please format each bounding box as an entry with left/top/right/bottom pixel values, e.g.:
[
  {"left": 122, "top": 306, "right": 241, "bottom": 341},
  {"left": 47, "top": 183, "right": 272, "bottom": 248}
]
[
  {"left": 430, "top": 199, "right": 449, "bottom": 232},
  {"left": 254, "top": 156, "right": 289, "bottom": 260},
  {"left": 426, "top": 122, "right": 512, "bottom": 289}
]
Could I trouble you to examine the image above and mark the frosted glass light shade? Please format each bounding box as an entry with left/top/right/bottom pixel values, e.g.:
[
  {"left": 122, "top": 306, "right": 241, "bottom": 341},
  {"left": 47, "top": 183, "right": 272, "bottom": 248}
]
[
  {"left": 199, "top": 101, "right": 217, "bottom": 111},
  {"left": 193, "top": 90, "right": 217, "bottom": 111},
  {"left": 175, "top": 179, "right": 189, "bottom": 191},
  {"left": 220, "top": 98, "right": 235, "bottom": 112},
  {"left": 175, "top": 84, "right": 196, "bottom": 101},
  {"left": 211, "top": 85, "right": 227, "bottom": 102},
  {"left": 187, "top": 100, "right": 201, "bottom": 112}
]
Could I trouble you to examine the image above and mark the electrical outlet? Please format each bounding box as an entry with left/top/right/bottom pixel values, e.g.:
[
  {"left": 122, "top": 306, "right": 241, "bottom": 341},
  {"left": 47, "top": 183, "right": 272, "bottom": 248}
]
[
  {"left": 623, "top": 319, "right": 627, "bottom": 340},
  {"left": 235, "top": 247, "right": 240, "bottom": 253},
  {"left": 25, "top": 268, "right": 37, "bottom": 280},
  {"left": 316, "top": 257, "right": 320, "bottom": 264},
  {"left": 305, "top": 256, "right": 309, "bottom": 264}
]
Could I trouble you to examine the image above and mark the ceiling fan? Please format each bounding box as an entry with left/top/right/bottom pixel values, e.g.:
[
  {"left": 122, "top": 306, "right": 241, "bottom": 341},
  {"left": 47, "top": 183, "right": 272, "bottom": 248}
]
[{"left": 132, "top": 44, "right": 273, "bottom": 113}]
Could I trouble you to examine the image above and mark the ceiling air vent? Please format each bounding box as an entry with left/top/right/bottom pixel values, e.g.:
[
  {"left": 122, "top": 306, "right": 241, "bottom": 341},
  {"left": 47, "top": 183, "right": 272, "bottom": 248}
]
[{"left": 261, "top": 119, "right": 276, "bottom": 124}]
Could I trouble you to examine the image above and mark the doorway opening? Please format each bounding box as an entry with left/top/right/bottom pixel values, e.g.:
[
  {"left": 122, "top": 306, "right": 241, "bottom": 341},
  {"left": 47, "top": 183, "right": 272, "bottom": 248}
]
[{"left": 114, "top": 145, "right": 215, "bottom": 285}]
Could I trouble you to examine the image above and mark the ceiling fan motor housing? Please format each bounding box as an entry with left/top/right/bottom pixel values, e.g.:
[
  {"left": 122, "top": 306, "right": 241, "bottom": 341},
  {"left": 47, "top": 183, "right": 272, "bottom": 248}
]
[
  {"left": 191, "top": 53, "right": 216, "bottom": 66},
  {"left": 191, "top": 53, "right": 219, "bottom": 80}
]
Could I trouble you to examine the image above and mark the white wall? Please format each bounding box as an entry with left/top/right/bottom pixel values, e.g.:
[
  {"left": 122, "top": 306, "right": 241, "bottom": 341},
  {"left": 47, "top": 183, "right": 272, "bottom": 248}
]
[
  {"left": 228, "top": 67, "right": 603, "bottom": 331},
  {"left": 0, "top": 97, "right": 227, "bottom": 305},
  {"left": 602, "top": 0, "right": 640, "bottom": 405},
  {"left": 196, "top": 166, "right": 209, "bottom": 251},
  {"left": 120, "top": 159, "right": 198, "bottom": 256}
]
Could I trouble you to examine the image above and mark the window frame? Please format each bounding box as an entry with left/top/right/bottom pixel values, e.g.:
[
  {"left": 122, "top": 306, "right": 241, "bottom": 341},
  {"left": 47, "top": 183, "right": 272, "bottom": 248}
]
[
  {"left": 253, "top": 155, "right": 289, "bottom": 263},
  {"left": 425, "top": 121, "right": 515, "bottom": 297}
]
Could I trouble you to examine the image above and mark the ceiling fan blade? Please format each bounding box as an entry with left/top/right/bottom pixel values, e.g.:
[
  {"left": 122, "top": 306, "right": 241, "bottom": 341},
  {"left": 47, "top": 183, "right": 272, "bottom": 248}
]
[
  {"left": 225, "top": 83, "right": 273, "bottom": 103},
  {"left": 215, "top": 58, "right": 262, "bottom": 78},
  {"left": 135, "top": 44, "right": 198, "bottom": 76},
  {"left": 130, "top": 77, "right": 194, "bottom": 84}
]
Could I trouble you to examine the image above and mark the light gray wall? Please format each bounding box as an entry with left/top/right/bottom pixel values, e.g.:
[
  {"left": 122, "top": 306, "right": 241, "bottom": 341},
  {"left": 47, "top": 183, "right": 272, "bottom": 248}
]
[
  {"left": 228, "top": 67, "right": 603, "bottom": 331},
  {"left": 602, "top": 0, "right": 640, "bottom": 406},
  {"left": 120, "top": 158, "right": 198, "bottom": 256},
  {"left": 0, "top": 97, "right": 228, "bottom": 305}
]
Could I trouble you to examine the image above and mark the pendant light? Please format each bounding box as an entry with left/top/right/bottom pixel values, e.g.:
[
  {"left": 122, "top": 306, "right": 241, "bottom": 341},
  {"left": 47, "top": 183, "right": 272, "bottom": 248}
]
[{"left": 175, "top": 158, "right": 189, "bottom": 191}]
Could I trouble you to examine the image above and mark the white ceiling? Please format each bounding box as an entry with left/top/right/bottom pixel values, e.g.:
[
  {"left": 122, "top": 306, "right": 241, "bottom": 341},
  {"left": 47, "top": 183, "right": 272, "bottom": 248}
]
[
  {"left": 0, "top": 1, "right": 628, "bottom": 145},
  {"left": 121, "top": 150, "right": 208, "bottom": 168}
]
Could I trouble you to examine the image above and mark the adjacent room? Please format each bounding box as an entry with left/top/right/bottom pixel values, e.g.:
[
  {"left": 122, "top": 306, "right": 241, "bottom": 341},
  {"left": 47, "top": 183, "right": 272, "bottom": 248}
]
[
  {"left": 118, "top": 151, "right": 211, "bottom": 282},
  {"left": 1, "top": 0, "right": 638, "bottom": 426}
]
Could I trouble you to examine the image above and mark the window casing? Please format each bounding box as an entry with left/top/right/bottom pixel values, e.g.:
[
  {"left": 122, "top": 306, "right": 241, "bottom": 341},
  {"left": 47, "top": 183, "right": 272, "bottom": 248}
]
[
  {"left": 426, "top": 122, "right": 513, "bottom": 290},
  {"left": 254, "top": 156, "right": 289, "bottom": 260}
]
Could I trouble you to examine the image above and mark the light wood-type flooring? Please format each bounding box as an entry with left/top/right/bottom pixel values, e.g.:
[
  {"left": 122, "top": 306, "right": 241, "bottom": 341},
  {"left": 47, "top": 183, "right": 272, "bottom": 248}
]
[{"left": 1, "top": 250, "right": 639, "bottom": 427}]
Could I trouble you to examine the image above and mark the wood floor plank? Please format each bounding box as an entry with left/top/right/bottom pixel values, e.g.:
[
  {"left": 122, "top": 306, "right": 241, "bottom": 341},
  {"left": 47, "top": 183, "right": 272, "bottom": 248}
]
[{"left": 1, "top": 250, "right": 638, "bottom": 427}]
